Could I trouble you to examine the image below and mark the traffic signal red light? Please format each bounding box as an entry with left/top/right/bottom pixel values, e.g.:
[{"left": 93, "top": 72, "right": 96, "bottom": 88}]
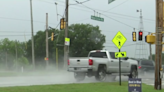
[{"left": 138, "top": 31, "right": 143, "bottom": 41}]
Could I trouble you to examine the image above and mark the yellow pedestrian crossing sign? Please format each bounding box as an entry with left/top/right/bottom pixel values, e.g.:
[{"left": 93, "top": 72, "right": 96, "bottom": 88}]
[
  {"left": 112, "top": 31, "right": 127, "bottom": 49},
  {"left": 115, "top": 51, "right": 126, "bottom": 58}
]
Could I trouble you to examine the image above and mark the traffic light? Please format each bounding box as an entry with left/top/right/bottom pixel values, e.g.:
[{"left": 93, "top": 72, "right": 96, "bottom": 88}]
[
  {"left": 51, "top": 32, "right": 54, "bottom": 41},
  {"left": 132, "top": 32, "right": 136, "bottom": 41},
  {"left": 145, "top": 34, "right": 155, "bottom": 44},
  {"left": 138, "top": 31, "right": 143, "bottom": 41},
  {"left": 60, "top": 18, "right": 66, "bottom": 30}
]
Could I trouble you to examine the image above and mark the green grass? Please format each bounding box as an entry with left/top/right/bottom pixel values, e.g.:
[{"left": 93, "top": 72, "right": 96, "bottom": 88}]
[{"left": 0, "top": 82, "right": 162, "bottom": 92}]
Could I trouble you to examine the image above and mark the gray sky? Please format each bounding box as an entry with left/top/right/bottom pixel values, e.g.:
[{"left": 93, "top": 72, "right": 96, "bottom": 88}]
[{"left": 0, "top": 0, "right": 156, "bottom": 58}]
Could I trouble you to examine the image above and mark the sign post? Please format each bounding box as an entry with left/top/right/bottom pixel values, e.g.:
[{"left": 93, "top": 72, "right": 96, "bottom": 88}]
[{"left": 112, "top": 31, "right": 127, "bottom": 86}]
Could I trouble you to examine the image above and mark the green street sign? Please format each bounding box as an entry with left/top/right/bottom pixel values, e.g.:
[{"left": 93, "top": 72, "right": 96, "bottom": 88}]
[{"left": 91, "top": 15, "right": 104, "bottom": 22}]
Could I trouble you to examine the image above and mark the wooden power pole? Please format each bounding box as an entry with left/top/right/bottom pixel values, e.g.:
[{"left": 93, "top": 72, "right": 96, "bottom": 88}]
[
  {"left": 46, "top": 13, "right": 49, "bottom": 69},
  {"left": 30, "top": 0, "right": 35, "bottom": 69},
  {"left": 64, "top": 0, "right": 69, "bottom": 68},
  {"left": 154, "top": 0, "right": 163, "bottom": 90}
]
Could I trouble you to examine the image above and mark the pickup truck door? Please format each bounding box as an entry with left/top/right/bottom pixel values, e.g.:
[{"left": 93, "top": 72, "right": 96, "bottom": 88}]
[
  {"left": 109, "top": 59, "right": 129, "bottom": 73},
  {"left": 120, "top": 59, "right": 130, "bottom": 72}
]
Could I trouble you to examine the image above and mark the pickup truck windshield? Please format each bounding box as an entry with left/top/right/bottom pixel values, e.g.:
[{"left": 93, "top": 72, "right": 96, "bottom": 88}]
[
  {"left": 89, "top": 52, "right": 107, "bottom": 58},
  {"left": 109, "top": 52, "right": 117, "bottom": 59}
]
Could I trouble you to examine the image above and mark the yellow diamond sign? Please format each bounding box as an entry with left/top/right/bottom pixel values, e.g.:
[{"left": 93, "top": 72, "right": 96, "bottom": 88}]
[
  {"left": 112, "top": 31, "right": 127, "bottom": 49},
  {"left": 115, "top": 51, "right": 126, "bottom": 58}
]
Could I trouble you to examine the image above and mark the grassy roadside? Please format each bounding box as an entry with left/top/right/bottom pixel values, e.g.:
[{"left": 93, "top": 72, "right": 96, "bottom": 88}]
[{"left": 0, "top": 82, "right": 162, "bottom": 92}]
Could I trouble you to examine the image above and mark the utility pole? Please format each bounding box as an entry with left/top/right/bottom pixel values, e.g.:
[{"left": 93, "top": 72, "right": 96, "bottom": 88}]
[
  {"left": 30, "top": 0, "right": 35, "bottom": 69},
  {"left": 5, "top": 51, "right": 8, "bottom": 70},
  {"left": 46, "top": 13, "right": 49, "bottom": 69},
  {"left": 148, "top": 32, "right": 152, "bottom": 60},
  {"left": 15, "top": 40, "right": 18, "bottom": 70},
  {"left": 64, "top": 0, "right": 69, "bottom": 69},
  {"left": 154, "top": 0, "right": 163, "bottom": 90}
]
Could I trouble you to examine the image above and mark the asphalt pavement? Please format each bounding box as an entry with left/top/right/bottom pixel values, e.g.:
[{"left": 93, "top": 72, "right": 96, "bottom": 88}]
[{"left": 0, "top": 71, "right": 163, "bottom": 88}]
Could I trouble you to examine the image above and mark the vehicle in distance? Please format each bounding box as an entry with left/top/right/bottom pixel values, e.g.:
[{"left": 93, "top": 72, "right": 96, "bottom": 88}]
[
  {"left": 67, "top": 50, "right": 138, "bottom": 81},
  {"left": 137, "top": 59, "right": 155, "bottom": 75}
]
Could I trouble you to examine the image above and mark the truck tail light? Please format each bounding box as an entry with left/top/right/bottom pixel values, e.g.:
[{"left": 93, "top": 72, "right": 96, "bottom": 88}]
[
  {"left": 138, "top": 66, "right": 141, "bottom": 69},
  {"left": 67, "top": 59, "right": 70, "bottom": 65},
  {"left": 89, "top": 59, "right": 93, "bottom": 65}
]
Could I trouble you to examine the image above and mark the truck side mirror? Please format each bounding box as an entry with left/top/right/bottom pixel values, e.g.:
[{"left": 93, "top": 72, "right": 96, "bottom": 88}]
[{"left": 125, "top": 57, "right": 129, "bottom": 60}]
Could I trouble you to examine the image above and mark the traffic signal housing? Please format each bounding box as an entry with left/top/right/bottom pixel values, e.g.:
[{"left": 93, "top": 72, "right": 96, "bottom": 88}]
[
  {"left": 132, "top": 32, "right": 136, "bottom": 41},
  {"left": 51, "top": 32, "right": 54, "bottom": 41},
  {"left": 138, "top": 31, "right": 143, "bottom": 41},
  {"left": 145, "top": 34, "right": 155, "bottom": 44},
  {"left": 60, "top": 18, "right": 66, "bottom": 30}
]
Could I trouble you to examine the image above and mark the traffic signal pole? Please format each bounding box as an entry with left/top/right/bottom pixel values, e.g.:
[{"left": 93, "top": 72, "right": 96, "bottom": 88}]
[
  {"left": 148, "top": 32, "right": 152, "bottom": 60},
  {"left": 154, "top": 0, "right": 163, "bottom": 90},
  {"left": 64, "top": 0, "right": 69, "bottom": 69},
  {"left": 46, "top": 13, "right": 49, "bottom": 69}
]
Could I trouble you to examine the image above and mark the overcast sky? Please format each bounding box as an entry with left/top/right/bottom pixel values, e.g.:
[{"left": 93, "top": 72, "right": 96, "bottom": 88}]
[{"left": 0, "top": 0, "right": 157, "bottom": 58}]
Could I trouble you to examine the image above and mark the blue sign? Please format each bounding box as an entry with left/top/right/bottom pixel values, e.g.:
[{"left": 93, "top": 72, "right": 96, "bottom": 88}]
[{"left": 128, "top": 78, "right": 142, "bottom": 92}]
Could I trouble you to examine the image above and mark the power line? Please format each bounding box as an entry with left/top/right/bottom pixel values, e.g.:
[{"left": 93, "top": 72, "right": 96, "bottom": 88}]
[
  {"left": 0, "top": 35, "right": 31, "bottom": 36},
  {"left": 53, "top": 0, "right": 155, "bottom": 21},
  {"left": 104, "top": 0, "right": 129, "bottom": 12},
  {"left": 36, "top": 0, "right": 155, "bottom": 22},
  {"left": 0, "top": 16, "right": 57, "bottom": 25},
  {"left": 73, "top": 1, "right": 152, "bottom": 33}
]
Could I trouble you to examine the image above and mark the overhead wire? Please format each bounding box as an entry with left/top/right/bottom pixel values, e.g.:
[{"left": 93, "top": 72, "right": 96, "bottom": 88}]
[
  {"left": 74, "top": 0, "right": 153, "bottom": 33},
  {"left": 52, "top": 0, "right": 155, "bottom": 21},
  {"left": 104, "top": 0, "right": 129, "bottom": 12},
  {"left": 0, "top": 0, "right": 154, "bottom": 25}
]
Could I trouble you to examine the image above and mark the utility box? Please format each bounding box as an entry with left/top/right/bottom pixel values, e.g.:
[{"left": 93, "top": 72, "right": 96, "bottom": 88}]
[{"left": 146, "top": 35, "right": 155, "bottom": 44}]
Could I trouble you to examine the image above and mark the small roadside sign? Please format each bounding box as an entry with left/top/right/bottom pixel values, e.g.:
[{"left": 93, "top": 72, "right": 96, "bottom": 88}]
[
  {"left": 128, "top": 78, "right": 142, "bottom": 92},
  {"left": 112, "top": 31, "right": 127, "bottom": 49},
  {"left": 115, "top": 51, "right": 126, "bottom": 58},
  {"left": 65, "top": 37, "right": 70, "bottom": 46}
]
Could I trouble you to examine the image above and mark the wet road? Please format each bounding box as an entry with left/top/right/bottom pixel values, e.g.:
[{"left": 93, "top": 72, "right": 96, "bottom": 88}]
[{"left": 0, "top": 71, "right": 162, "bottom": 87}]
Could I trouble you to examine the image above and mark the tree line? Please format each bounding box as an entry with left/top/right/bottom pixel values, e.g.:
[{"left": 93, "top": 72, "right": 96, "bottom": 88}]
[{"left": 0, "top": 24, "right": 106, "bottom": 71}]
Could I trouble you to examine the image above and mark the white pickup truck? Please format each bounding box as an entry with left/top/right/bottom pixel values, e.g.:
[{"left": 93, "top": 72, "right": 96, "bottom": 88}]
[{"left": 67, "top": 50, "right": 138, "bottom": 81}]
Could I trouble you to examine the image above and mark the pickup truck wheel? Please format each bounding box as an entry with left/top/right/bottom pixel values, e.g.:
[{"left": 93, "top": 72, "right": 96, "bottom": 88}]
[
  {"left": 95, "top": 67, "right": 106, "bottom": 81},
  {"left": 129, "top": 68, "right": 138, "bottom": 78},
  {"left": 74, "top": 72, "right": 85, "bottom": 81}
]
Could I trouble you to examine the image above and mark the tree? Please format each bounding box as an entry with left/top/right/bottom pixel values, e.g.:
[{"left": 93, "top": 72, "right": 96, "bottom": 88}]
[
  {"left": 25, "top": 24, "right": 106, "bottom": 68},
  {"left": 56, "top": 23, "right": 106, "bottom": 57},
  {"left": 0, "top": 38, "right": 26, "bottom": 70},
  {"left": 25, "top": 29, "right": 60, "bottom": 67},
  {"left": 13, "top": 56, "right": 29, "bottom": 68}
]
